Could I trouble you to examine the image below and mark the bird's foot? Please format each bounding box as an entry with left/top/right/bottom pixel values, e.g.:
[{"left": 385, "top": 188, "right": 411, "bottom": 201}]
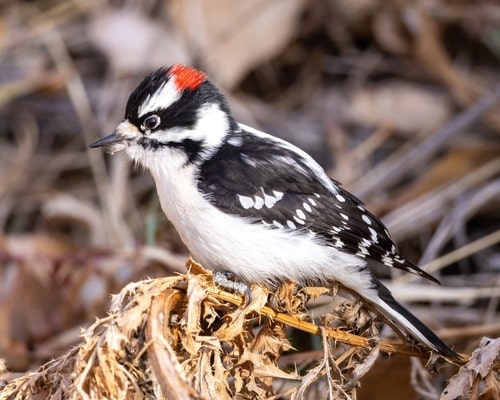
[{"left": 213, "top": 270, "right": 252, "bottom": 305}]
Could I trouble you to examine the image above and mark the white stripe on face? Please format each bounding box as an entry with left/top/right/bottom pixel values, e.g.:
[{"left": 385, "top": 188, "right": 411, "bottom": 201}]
[{"left": 138, "top": 78, "right": 181, "bottom": 118}]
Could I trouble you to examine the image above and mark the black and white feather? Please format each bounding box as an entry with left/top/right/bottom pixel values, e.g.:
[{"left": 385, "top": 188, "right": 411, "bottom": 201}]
[
  {"left": 199, "top": 124, "right": 439, "bottom": 284},
  {"left": 90, "top": 64, "right": 458, "bottom": 358}
]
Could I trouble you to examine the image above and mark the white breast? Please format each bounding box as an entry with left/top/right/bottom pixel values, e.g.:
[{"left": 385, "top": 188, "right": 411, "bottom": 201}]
[{"left": 144, "top": 150, "right": 374, "bottom": 296}]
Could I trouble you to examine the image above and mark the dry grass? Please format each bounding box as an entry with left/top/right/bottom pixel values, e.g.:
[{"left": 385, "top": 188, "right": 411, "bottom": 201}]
[{"left": 2, "top": 259, "right": 486, "bottom": 400}]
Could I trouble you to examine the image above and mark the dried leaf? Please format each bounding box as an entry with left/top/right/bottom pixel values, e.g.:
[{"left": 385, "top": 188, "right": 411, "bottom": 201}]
[
  {"left": 346, "top": 82, "right": 452, "bottom": 134},
  {"left": 442, "top": 337, "right": 500, "bottom": 400}
]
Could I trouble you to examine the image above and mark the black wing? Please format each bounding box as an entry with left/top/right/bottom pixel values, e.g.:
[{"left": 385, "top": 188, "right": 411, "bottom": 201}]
[{"left": 198, "top": 129, "right": 438, "bottom": 284}]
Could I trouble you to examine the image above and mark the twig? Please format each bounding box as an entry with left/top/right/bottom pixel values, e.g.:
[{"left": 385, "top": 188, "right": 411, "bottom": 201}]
[
  {"left": 387, "top": 282, "right": 500, "bottom": 303},
  {"left": 204, "top": 285, "right": 468, "bottom": 363},
  {"left": 182, "top": 258, "right": 467, "bottom": 363},
  {"left": 419, "top": 179, "right": 500, "bottom": 265},
  {"left": 394, "top": 229, "right": 500, "bottom": 285},
  {"left": 383, "top": 158, "right": 500, "bottom": 239},
  {"left": 41, "top": 27, "right": 133, "bottom": 247},
  {"left": 438, "top": 321, "right": 500, "bottom": 340},
  {"left": 353, "top": 83, "right": 500, "bottom": 198}
]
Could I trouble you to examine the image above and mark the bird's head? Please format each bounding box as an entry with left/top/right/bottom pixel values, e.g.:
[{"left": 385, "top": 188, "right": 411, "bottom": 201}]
[{"left": 90, "top": 65, "right": 235, "bottom": 168}]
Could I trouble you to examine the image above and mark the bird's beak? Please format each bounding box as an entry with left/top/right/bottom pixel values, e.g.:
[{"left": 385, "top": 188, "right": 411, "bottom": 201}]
[
  {"left": 89, "top": 120, "right": 138, "bottom": 154},
  {"left": 89, "top": 132, "right": 121, "bottom": 148}
]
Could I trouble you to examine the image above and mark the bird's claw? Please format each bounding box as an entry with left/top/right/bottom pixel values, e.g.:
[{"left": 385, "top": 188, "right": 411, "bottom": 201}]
[{"left": 213, "top": 270, "right": 252, "bottom": 305}]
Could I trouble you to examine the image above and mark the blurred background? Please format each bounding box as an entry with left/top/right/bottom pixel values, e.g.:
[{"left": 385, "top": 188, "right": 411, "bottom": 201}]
[{"left": 0, "top": 0, "right": 499, "bottom": 398}]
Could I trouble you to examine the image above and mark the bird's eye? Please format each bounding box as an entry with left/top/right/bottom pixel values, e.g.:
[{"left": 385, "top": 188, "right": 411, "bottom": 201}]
[{"left": 143, "top": 115, "right": 160, "bottom": 131}]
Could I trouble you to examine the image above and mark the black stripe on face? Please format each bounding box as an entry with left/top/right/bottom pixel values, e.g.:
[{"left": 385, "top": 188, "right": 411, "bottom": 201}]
[
  {"left": 167, "top": 139, "right": 205, "bottom": 164},
  {"left": 137, "top": 136, "right": 204, "bottom": 164},
  {"left": 137, "top": 136, "right": 165, "bottom": 151},
  {"left": 127, "top": 80, "right": 223, "bottom": 134}
]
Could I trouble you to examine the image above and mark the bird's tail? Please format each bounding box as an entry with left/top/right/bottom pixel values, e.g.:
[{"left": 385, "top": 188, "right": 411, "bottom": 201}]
[{"left": 369, "top": 280, "right": 459, "bottom": 359}]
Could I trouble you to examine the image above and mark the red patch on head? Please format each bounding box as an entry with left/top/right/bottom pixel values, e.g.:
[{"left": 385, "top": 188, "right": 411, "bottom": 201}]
[{"left": 168, "top": 64, "right": 206, "bottom": 91}]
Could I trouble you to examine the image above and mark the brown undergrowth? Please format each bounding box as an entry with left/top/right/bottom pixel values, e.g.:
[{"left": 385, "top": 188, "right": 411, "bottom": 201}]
[{"left": 0, "top": 259, "right": 490, "bottom": 400}]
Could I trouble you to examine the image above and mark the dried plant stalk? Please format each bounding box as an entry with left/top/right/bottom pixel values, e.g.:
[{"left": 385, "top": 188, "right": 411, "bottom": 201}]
[{"left": 0, "top": 259, "right": 472, "bottom": 400}]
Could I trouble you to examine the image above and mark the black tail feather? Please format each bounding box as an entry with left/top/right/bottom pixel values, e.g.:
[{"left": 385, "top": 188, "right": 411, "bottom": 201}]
[{"left": 372, "top": 280, "right": 459, "bottom": 359}]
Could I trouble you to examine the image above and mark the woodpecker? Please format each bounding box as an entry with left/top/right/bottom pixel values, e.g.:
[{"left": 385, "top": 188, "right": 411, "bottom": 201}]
[{"left": 90, "top": 64, "right": 457, "bottom": 358}]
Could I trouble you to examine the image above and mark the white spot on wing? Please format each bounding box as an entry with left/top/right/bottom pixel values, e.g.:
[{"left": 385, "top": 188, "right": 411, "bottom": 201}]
[
  {"left": 263, "top": 192, "right": 277, "bottom": 208},
  {"left": 253, "top": 196, "right": 264, "bottom": 209},
  {"left": 296, "top": 209, "right": 306, "bottom": 220},
  {"left": 362, "top": 214, "right": 372, "bottom": 225},
  {"left": 238, "top": 195, "right": 254, "bottom": 209},
  {"left": 356, "top": 246, "right": 369, "bottom": 258},
  {"left": 293, "top": 216, "right": 305, "bottom": 225},
  {"left": 340, "top": 213, "right": 349, "bottom": 221},
  {"left": 308, "top": 198, "right": 317, "bottom": 206},
  {"left": 273, "top": 220, "right": 284, "bottom": 229},
  {"left": 333, "top": 237, "right": 345, "bottom": 248},
  {"left": 273, "top": 190, "right": 284, "bottom": 201},
  {"left": 303, "top": 202, "right": 312, "bottom": 212},
  {"left": 368, "top": 227, "right": 378, "bottom": 243},
  {"left": 262, "top": 188, "right": 283, "bottom": 209},
  {"left": 382, "top": 251, "right": 394, "bottom": 267},
  {"left": 287, "top": 220, "right": 296, "bottom": 229},
  {"left": 336, "top": 194, "right": 346, "bottom": 202},
  {"left": 356, "top": 237, "right": 374, "bottom": 258},
  {"left": 361, "top": 238, "right": 372, "bottom": 247},
  {"left": 228, "top": 136, "right": 243, "bottom": 146},
  {"left": 241, "top": 153, "right": 256, "bottom": 167}
]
